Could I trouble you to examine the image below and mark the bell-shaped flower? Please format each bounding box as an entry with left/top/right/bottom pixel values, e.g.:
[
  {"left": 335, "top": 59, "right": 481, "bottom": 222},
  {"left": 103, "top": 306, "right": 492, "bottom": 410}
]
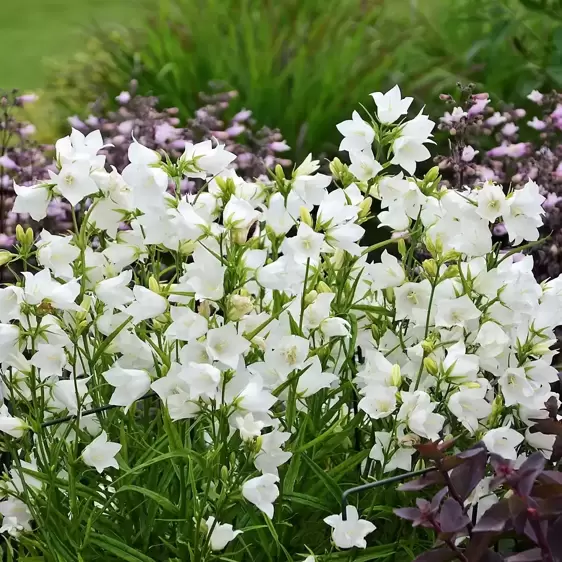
[
  {"left": 266, "top": 335, "right": 309, "bottom": 378},
  {"left": 0, "top": 323, "right": 20, "bottom": 363},
  {"left": 0, "top": 405, "right": 27, "bottom": 438},
  {"left": 292, "top": 172, "right": 331, "bottom": 208},
  {"left": 475, "top": 321, "right": 509, "bottom": 358},
  {"left": 394, "top": 279, "right": 432, "bottom": 322},
  {"left": 103, "top": 364, "right": 151, "bottom": 412},
  {"left": 165, "top": 306, "right": 208, "bottom": 342},
  {"left": 179, "top": 362, "right": 221, "bottom": 400},
  {"left": 324, "top": 506, "right": 376, "bottom": 549},
  {"left": 498, "top": 367, "right": 538, "bottom": 407},
  {"left": 482, "top": 427, "right": 523, "bottom": 460},
  {"left": 336, "top": 110, "right": 375, "bottom": 152},
  {"left": 504, "top": 180, "right": 545, "bottom": 245},
  {"left": 0, "top": 286, "right": 22, "bottom": 323},
  {"left": 296, "top": 356, "right": 338, "bottom": 398},
  {"left": 206, "top": 324, "right": 250, "bottom": 369},
  {"left": 0, "top": 498, "right": 33, "bottom": 536},
  {"left": 349, "top": 147, "right": 383, "bottom": 182},
  {"left": 370, "top": 85, "right": 413, "bottom": 124},
  {"left": 95, "top": 270, "right": 135, "bottom": 308},
  {"left": 82, "top": 430, "right": 122, "bottom": 473},
  {"left": 283, "top": 223, "right": 325, "bottom": 265},
  {"left": 358, "top": 385, "right": 398, "bottom": 419},
  {"left": 448, "top": 386, "right": 492, "bottom": 433},
  {"left": 242, "top": 473, "right": 279, "bottom": 519},
  {"left": 29, "top": 344, "right": 67, "bottom": 380},
  {"left": 205, "top": 516, "right": 243, "bottom": 551},
  {"left": 223, "top": 196, "right": 261, "bottom": 231},
  {"left": 262, "top": 192, "right": 298, "bottom": 235},
  {"left": 366, "top": 250, "right": 405, "bottom": 290},
  {"left": 391, "top": 113, "right": 435, "bottom": 174},
  {"left": 476, "top": 181, "right": 508, "bottom": 222},
  {"left": 254, "top": 430, "right": 292, "bottom": 475},
  {"left": 56, "top": 128, "right": 106, "bottom": 166},
  {"left": 12, "top": 182, "right": 51, "bottom": 221},
  {"left": 435, "top": 294, "right": 481, "bottom": 329},
  {"left": 235, "top": 375, "right": 277, "bottom": 414},
  {"left": 235, "top": 412, "right": 266, "bottom": 441},
  {"left": 36, "top": 230, "right": 80, "bottom": 279},
  {"left": 125, "top": 286, "right": 167, "bottom": 324},
  {"left": 51, "top": 160, "right": 99, "bottom": 207}
]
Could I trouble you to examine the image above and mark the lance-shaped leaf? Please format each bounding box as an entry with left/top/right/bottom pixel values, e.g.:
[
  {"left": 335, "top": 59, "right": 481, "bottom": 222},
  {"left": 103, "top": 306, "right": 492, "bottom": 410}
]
[{"left": 439, "top": 498, "right": 470, "bottom": 533}]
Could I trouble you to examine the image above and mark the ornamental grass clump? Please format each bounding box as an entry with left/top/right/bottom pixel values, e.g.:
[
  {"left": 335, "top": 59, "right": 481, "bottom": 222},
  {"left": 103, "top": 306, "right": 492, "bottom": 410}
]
[{"left": 0, "top": 85, "right": 561, "bottom": 561}]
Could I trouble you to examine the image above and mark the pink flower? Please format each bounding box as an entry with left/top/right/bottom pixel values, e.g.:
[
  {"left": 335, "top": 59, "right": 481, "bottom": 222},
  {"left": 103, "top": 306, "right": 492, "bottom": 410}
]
[
  {"left": 116, "top": 91, "right": 131, "bottom": 105},
  {"left": 0, "top": 155, "right": 18, "bottom": 170},
  {"left": 468, "top": 98, "right": 490, "bottom": 116},
  {"left": 461, "top": 145, "right": 479, "bottom": 162},
  {"left": 225, "top": 124, "right": 246, "bottom": 137},
  {"left": 233, "top": 109, "right": 252, "bottom": 122},
  {"left": 17, "top": 94, "right": 38, "bottom": 105},
  {"left": 501, "top": 123, "right": 519, "bottom": 137},
  {"left": 543, "top": 192, "right": 562, "bottom": 210},
  {"left": 527, "top": 90, "right": 543, "bottom": 104},
  {"left": 269, "top": 141, "right": 291, "bottom": 152},
  {"left": 527, "top": 117, "right": 546, "bottom": 131}
]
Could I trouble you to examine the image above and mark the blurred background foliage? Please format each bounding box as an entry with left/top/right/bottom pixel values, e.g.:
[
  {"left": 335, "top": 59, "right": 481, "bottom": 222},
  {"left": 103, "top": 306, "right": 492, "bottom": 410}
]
[{"left": 3, "top": 0, "right": 562, "bottom": 158}]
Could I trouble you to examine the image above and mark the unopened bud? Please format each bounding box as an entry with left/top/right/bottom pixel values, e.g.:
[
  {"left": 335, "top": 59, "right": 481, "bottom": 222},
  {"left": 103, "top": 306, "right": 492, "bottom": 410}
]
[
  {"left": 0, "top": 250, "right": 15, "bottom": 266},
  {"left": 397, "top": 238, "right": 407, "bottom": 258},
  {"left": 179, "top": 241, "right": 195, "bottom": 256},
  {"left": 491, "top": 394, "right": 504, "bottom": 418},
  {"left": 425, "top": 166, "right": 440, "bottom": 184},
  {"left": 15, "top": 224, "right": 26, "bottom": 244},
  {"left": 333, "top": 249, "right": 345, "bottom": 269},
  {"left": 531, "top": 341, "right": 551, "bottom": 356},
  {"left": 275, "top": 164, "right": 285, "bottom": 181},
  {"left": 384, "top": 287, "right": 395, "bottom": 304},
  {"left": 390, "top": 364, "right": 402, "bottom": 387},
  {"left": 465, "top": 381, "right": 482, "bottom": 389},
  {"left": 420, "top": 339, "right": 434, "bottom": 355},
  {"left": 304, "top": 290, "right": 318, "bottom": 306},
  {"left": 329, "top": 157, "right": 345, "bottom": 178},
  {"left": 227, "top": 294, "right": 254, "bottom": 321},
  {"left": 220, "top": 465, "right": 229, "bottom": 483},
  {"left": 299, "top": 206, "right": 313, "bottom": 227},
  {"left": 148, "top": 276, "right": 160, "bottom": 294},
  {"left": 358, "top": 197, "right": 372, "bottom": 218},
  {"left": 198, "top": 300, "right": 211, "bottom": 319},
  {"left": 423, "top": 357, "right": 438, "bottom": 376},
  {"left": 422, "top": 259, "right": 438, "bottom": 279},
  {"left": 316, "top": 281, "right": 331, "bottom": 294}
]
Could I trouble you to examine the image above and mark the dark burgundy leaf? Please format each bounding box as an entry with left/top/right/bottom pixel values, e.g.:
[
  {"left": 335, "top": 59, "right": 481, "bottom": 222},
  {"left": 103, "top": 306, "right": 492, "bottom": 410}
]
[
  {"left": 553, "top": 436, "right": 562, "bottom": 463},
  {"left": 474, "top": 499, "right": 512, "bottom": 533},
  {"left": 547, "top": 514, "right": 562, "bottom": 560},
  {"left": 440, "top": 497, "right": 470, "bottom": 533},
  {"left": 399, "top": 470, "right": 445, "bottom": 491},
  {"left": 413, "top": 548, "right": 457, "bottom": 562},
  {"left": 509, "top": 495, "right": 528, "bottom": 535},
  {"left": 440, "top": 456, "right": 465, "bottom": 471},
  {"left": 457, "top": 441, "right": 487, "bottom": 459},
  {"left": 431, "top": 487, "right": 449, "bottom": 511},
  {"left": 450, "top": 449, "right": 488, "bottom": 501},
  {"left": 529, "top": 418, "right": 562, "bottom": 437},
  {"left": 505, "top": 548, "right": 542, "bottom": 562},
  {"left": 464, "top": 533, "right": 497, "bottom": 561},
  {"left": 394, "top": 507, "right": 421, "bottom": 522},
  {"left": 415, "top": 440, "right": 448, "bottom": 460},
  {"left": 478, "top": 551, "right": 505, "bottom": 562},
  {"left": 538, "top": 470, "right": 562, "bottom": 486},
  {"left": 514, "top": 452, "right": 546, "bottom": 497},
  {"left": 537, "top": 495, "right": 562, "bottom": 516},
  {"left": 545, "top": 396, "right": 559, "bottom": 419}
]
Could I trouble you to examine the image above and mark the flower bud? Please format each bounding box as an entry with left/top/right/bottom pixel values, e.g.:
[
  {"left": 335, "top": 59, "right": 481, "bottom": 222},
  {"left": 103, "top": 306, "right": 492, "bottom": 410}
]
[
  {"left": 304, "top": 290, "right": 318, "bottom": 306},
  {"left": 179, "top": 241, "right": 195, "bottom": 256},
  {"left": 423, "top": 357, "right": 438, "bottom": 376},
  {"left": 384, "top": 287, "right": 395, "bottom": 304},
  {"left": 333, "top": 249, "right": 345, "bottom": 269},
  {"left": 148, "top": 276, "right": 160, "bottom": 294},
  {"left": 275, "top": 164, "right": 285, "bottom": 181},
  {"left": 227, "top": 295, "right": 254, "bottom": 321},
  {"left": 299, "top": 206, "right": 313, "bottom": 227},
  {"left": 530, "top": 341, "right": 552, "bottom": 356},
  {"left": 25, "top": 228, "right": 34, "bottom": 247},
  {"left": 329, "top": 157, "right": 345, "bottom": 179},
  {"left": 491, "top": 394, "right": 504, "bottom": 419},
  {"left": 422, "top": 259, "right": 438, "bottom": 279},
  {"left": 424, "top": 166, "right": 440, "bottom": 184},
  {"left": 198, "top": 300, "right": 211, "bottom": 319},
  {"left": 15, "top": 224, "right": 26, "bottom": 245},
  {"left": 220, "top": 465, "right": 229, "bottom": 483},
  {"left": 420, "top": 340, "right": 434, "bottom": 355},
  {"left": 465, "top": 381, "right": 482, "bottom": 389},
  {"left": 397, "top": 238, "right": 407, "bottom": 258},
  {"left": 358, "top": 197, "right": 372, "bottom": 218},
  {"left": 0, "top": 250, "right": 15, "bottom": 266},
  {"left": 390, "top": 364, "right": 402, "bottom": 387},
  {"left": 316, "top": 281, "right": 331, "bottom": 294}
]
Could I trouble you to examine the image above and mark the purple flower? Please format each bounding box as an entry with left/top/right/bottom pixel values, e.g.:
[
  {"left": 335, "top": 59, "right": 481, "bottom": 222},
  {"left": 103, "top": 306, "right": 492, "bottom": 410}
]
[
  {"left": 16, "top": 94, "right": 38, "bottom": 105},
  {"left": 116, "top": 91, "right": 132, "bottom": 105},
  {"left": 0, "top": 155, "right": 18, "bottom": 170},
  {"left": 19, "top": 124, "right": 36, "bottom": 137},
  {"left": 225, "top": 124, "right": 245, "bottom": 137},
  {"left": 269, "top": 141, "right": 291, "bottom": 152},
  {"left": 468, "top": 98, "right": 490, "bottom": 116},
  {"left": 527, "top": 117, "right": 546, "bottom": 131},
  {"left": 154, "top": 122, "right": 179, "bottom": 145},
  {"left": 461, "top": 145, "right": 478, "bottom": 162},
  {"left": 543, "top": 192, "right": 562, "bottom": 210},
  {"left": 233, "top": 109, "right": 252, "bottom": 122},
  {"left": 487, "top": 145, "right": 508, "bottom": 158},
  {"left": 68, "top": 115, "right": 86, "bottom": 129},
  {"left": 501, "top": 123, "right": 519, "bottom": 137}
]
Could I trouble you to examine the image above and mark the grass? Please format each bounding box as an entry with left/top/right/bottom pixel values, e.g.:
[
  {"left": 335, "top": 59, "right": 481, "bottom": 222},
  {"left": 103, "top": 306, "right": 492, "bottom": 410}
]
[{"left": 0, "top": 0, "right": 145, "bottom": 90}]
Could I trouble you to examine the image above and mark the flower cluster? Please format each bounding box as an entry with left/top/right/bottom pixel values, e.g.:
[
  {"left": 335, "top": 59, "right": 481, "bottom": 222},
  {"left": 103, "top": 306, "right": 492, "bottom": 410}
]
[
  {"left": 435, "top": 86, "right": 562, "bottom": 281},
  {"left": 0, "top": 85, "right": 560, "bottom": 559}
]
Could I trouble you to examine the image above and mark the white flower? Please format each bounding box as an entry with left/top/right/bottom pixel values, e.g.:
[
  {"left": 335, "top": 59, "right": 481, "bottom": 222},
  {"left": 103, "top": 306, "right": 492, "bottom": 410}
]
[
  {"left": 96, "top": 270, "right": 135, "bottom": 308},
  {"left": 366, "top": 250, "right": 405, "bottom": 290},
  {"left": 358, "top": 385, "right": 398, "bottom": 419},
  {"left": 52, "top": 160, "right": 99, "bottom": 206},
  {"left": 267, "top": 335, "right": 309, "bottom": 377},
  {"left": 125, "top": 286, "right": 167, "bottom": 324},
  {"left": 504, "top": 180, "right": 545, "bottom": 245},
  {"left": 235, "top": 413, "right": 265, "bottom": 441},
  {"left": 337, "top": 110, "right": 375, "bottom": 152},
  {"left": 0, "top": 498, "right": 32, "bottom": 536},
  {"left": 103, "top": 364, "right": 151, "bottom": 412},
  {"left": 82, "top": 430, "right": 122, "bottom": 473},
  {"left": 254, "top": 430, "right": 292, "bottom": 475},
  {"left": 296, "top": 356, "right": 338, "bottom": 397},
  {"left": 206, "top": 516, "right": 242, "bottom": 551},
  {"left": 223, "top": 196, "right": 261, "bottom": 231},
  {"left": 181, "top": 362, "right": 221, "bottom": 399},
  {"left": 165, "top": 307, "right": 209, "bottom": 342},
  {"left": 12, "top": 182, "right": 50, "bottom": 221},
  {"left": 206, "top": 324, "right": 250, "bottom": 369},
  {"left": 498, "top": 367, "right": 537, "bottom": 407},
  {"left": 324, "top": 506, "right": 376, "bottom": 549},
  {"left": 482, "top": 427, "right": 523, "bottom": 460},
  {"left": 29, "top": 344, "right": 67, "bottom": 379},
  {"left": 391, "top": 113, "right": 435, "bottom": 174},
  {"left": 0, "top": 405, "right": 27, "bottom": 438},
  {"left": 349, "top": 148, "right": 383, "bottom": 182},
  {"left": 448, "top": 387, "right": 491, "bottom": 433},
  {"left": 394, "top": 279, "right": 432, "bottom": 321},
  {"left": 242, "top": 473, "right": 279, "bottom": 519},
  {"left": 476, "top": 182, "right": 507, "bottom": 222},
  {"left": 0, "top": 323, "right": 20, "bottom": 363},
  {"left": 475, "top": 322, "right": 509, "bottom": 358},
  {"left": 370, "top": 85, "right": 413, "bottom": 124},
  {"left": 283, "top": 223, "right": 325, "bottom": 265},
  {"left": 435, "top": 295, "right": 481, "bottom": 329}
]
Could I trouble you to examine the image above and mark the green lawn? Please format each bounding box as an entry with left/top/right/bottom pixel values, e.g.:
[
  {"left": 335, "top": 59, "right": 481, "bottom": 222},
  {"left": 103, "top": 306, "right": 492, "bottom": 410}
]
[{"left": 0, "top": 0, "right": 146, "bottom": 91}]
